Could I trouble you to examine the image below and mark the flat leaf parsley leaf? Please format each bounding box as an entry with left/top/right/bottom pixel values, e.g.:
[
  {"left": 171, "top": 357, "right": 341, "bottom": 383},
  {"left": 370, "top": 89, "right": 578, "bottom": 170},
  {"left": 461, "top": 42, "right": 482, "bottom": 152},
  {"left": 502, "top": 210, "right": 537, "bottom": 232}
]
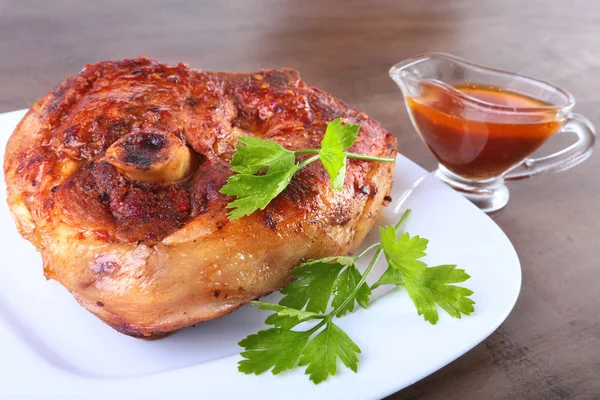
[
  {"left": 220, "top": 166, "right": 299, "bottom": 219},
  {"left": 371, "top": 229, "right": 429, "bottom": 289},
  {"left": 230, "top": 136, "right": 296, "bottom": 174},
  {"left": 402, "top": 264, "right": 475, "bottom": 324},
  {"left": 378, "top": 226, "right": 475, "bottom": 324},
  {"left": 318, "top": 118, "right": 360, "bottom": 190},
  {"left": 279, "top": 261, "right": 345, "bottom": 313},
  {"left": 238, "top": 328, "right": 311, "bottom": 375},
  {"left": 299, "top": 321, "right": 361, "bottom": 384}
]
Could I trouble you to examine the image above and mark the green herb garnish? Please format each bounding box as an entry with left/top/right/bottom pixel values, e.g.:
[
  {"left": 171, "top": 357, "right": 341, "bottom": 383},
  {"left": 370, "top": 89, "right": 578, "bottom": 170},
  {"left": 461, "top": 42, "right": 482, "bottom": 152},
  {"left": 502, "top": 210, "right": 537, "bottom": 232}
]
[
  {"left": 220, "top": 118, "right": 395, "bottom": 219},
  {"left": 238, "top": 210, "right": 475, "bottom": 384}
]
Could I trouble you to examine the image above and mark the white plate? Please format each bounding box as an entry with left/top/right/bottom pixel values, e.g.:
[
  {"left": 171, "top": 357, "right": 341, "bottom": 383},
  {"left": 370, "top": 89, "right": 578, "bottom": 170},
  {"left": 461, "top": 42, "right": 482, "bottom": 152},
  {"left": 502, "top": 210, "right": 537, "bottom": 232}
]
[{"left": 0, "top": 109, "right": 521, "bottom": 399}]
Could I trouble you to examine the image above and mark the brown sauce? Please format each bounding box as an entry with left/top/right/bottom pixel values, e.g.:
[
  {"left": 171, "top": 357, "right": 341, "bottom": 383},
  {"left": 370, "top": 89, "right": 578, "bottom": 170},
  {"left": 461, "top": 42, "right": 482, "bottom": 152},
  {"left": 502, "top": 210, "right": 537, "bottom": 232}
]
[{"left": 407, "top": 84, "right": 563, "bottom": 180}]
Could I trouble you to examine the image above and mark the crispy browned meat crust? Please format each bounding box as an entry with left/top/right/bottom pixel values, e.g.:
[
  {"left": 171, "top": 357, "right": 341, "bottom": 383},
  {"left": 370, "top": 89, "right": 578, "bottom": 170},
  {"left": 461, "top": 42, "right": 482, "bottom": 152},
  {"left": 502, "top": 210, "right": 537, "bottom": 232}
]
[{"left": 3, "top": 57, "right": 397, "bottom": 338}]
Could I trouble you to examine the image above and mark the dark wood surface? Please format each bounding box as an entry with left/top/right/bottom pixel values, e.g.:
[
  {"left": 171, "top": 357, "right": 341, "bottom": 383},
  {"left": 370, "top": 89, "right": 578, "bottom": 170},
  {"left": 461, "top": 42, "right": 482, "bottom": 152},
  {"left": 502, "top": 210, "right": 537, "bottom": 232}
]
[{"left": 1, "top": 0, "right": 599, "bottom": 398}]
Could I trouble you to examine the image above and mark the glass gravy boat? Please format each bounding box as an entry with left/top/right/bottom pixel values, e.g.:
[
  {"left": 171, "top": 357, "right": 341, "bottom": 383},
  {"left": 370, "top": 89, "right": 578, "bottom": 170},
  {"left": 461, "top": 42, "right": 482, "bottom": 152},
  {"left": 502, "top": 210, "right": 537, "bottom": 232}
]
[{"left": 390, "top": 53, "right": 595, "bottom": 213}]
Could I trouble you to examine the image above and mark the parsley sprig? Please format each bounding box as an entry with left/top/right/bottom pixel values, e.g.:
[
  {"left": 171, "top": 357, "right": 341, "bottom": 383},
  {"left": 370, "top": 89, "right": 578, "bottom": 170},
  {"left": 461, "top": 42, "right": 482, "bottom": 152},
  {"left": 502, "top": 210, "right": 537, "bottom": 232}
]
[
  {"left": 238, "top": 210, "right": 475, "bottom": 384},
  {"left": 220, "top": 118, "right": 395, "bottom": 219}
]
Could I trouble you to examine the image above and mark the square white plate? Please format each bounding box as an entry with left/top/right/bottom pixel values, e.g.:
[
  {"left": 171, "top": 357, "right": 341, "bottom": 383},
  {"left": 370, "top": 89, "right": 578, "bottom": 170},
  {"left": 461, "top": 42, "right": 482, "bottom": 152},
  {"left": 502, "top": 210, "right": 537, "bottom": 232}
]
[{"left": 0, "top": 109, "right": 520, "bottom": 399}]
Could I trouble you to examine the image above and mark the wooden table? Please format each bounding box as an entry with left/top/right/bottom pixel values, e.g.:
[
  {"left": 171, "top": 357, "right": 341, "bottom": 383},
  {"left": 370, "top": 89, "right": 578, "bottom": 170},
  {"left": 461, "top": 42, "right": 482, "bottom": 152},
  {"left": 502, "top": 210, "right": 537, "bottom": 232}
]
[{"left": 1, "top": 0, "right": 599, "bottom": 398}]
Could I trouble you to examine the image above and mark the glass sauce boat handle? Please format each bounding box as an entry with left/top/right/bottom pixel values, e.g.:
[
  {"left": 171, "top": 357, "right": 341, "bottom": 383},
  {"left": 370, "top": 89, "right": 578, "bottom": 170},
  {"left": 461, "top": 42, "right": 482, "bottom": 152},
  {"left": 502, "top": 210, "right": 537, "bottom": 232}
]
[{"left": 505, "top": 113, "right": 596, "bottom": 181}]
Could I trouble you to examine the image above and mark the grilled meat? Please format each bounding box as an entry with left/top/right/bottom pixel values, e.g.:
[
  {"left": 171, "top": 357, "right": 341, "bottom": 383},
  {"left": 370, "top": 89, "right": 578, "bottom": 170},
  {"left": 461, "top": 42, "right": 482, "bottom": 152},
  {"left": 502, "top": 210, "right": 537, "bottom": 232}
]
[{"left": 3, "top": 57, "right": 397, "bottom": 338}]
